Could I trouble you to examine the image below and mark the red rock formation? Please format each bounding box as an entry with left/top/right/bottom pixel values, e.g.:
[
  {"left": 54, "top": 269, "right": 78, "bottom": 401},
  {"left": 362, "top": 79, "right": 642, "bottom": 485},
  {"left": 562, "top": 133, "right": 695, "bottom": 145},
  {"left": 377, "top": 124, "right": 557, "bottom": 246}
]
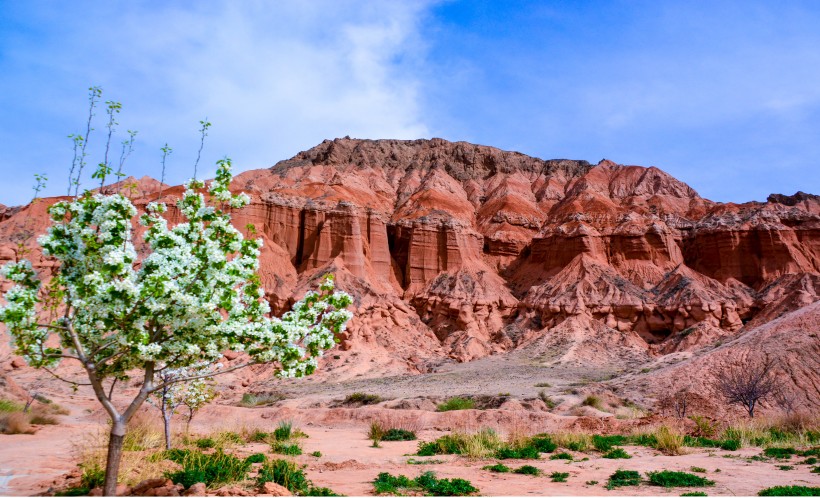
[{"left": 0, "top": 137, "right": 818, "bottom": 374}]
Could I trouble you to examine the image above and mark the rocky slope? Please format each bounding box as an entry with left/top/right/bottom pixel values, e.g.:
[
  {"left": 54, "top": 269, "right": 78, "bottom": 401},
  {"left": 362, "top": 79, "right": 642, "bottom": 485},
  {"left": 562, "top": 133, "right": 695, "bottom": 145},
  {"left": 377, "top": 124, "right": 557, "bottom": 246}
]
[{"left": 1, "top": 138, "right": 818, "bottom": 386}]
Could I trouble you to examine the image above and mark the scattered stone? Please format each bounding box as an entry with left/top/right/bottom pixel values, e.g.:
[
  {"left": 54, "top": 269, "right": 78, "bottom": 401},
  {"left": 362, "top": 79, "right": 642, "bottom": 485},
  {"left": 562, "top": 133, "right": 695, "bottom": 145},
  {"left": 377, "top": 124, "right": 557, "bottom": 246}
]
[
  {"left": 260, "top": 481, "right": 292, "bottom": 496},
  {"left": 183, "top": 483, "right": 207, "bottom": 496}
]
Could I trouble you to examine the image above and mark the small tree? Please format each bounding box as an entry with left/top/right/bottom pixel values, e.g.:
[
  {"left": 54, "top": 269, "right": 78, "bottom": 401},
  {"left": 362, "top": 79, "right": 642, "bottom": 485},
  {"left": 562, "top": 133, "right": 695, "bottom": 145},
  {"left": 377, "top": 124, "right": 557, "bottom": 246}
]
[
  {"left": 714, "top": 356, "right": 778, "bottom": 418},
  {"left": 0, "top": 93, "right": 353, "bottom": 494},
  {"left": 149, "top": 364, "right": 216, "bottom": 450}
]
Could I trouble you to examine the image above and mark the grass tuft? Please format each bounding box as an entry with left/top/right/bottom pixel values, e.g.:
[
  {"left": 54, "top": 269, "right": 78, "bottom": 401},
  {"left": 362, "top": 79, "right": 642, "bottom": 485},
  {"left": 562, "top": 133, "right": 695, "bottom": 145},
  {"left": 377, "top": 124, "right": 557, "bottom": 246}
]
[
  {"left": 646, "top": 470, "right": 715, "bottom": 488},
  {"left": 437, "top": 397, "right": 476, "bottom": 412}
]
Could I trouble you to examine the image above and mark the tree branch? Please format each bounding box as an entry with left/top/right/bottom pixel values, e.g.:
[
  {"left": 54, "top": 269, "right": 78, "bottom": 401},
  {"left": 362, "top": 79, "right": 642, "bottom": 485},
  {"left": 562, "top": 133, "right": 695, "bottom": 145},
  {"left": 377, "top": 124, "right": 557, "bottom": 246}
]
[{"left": 151, "top": 360, "right": 257, "bottom": 393}]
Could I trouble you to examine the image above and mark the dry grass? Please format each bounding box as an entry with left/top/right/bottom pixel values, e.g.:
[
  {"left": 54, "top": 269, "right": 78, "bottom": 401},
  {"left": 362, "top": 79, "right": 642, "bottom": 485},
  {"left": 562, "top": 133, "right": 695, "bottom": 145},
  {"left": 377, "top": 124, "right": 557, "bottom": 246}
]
[
  {"left": 721, "top": 413, "right": 820, "bottom": 448},
  {"left": 654, "top": 425, "right": 685, "bottom": 455},
  {"left": 551, "top": 431, "right": 592, "bottom": 452},
  {"left": 0, "top": 412, "right": 35, "bottom": 434},
  {"left": 122, "top": 411, "right": 165, "bottom": 451}
]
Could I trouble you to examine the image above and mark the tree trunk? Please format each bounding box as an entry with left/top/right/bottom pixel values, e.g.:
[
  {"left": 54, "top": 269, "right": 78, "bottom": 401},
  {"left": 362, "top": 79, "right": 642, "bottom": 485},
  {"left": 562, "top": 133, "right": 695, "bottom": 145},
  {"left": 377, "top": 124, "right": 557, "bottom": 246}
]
[
  {"left": 163, "top": 410, "right": 172, "bottom": 450},
  {"left": 103, "top": 421, "right": 126, "bottom": 496}
]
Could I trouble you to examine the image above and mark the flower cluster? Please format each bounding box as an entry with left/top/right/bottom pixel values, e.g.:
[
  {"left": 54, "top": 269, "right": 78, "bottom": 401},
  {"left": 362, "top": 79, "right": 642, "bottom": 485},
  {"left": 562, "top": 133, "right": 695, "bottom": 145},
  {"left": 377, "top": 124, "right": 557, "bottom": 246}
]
[{"left": 0, "top": 158, "right": 353, "bottom": 385}]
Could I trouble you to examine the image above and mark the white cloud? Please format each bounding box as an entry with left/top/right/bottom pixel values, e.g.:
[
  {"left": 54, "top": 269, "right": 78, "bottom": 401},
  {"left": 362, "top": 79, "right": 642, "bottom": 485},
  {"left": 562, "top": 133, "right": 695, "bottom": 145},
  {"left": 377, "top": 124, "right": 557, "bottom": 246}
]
[{"left": 0, "top": 1, "right": 434, "bottom": 204}]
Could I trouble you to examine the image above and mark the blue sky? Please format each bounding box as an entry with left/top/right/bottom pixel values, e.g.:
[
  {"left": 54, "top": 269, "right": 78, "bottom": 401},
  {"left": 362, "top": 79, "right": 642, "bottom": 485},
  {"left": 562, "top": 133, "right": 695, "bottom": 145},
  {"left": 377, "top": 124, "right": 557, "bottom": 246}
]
[{"left": 1, "top": 1, "right": 819, "bottom": 206}]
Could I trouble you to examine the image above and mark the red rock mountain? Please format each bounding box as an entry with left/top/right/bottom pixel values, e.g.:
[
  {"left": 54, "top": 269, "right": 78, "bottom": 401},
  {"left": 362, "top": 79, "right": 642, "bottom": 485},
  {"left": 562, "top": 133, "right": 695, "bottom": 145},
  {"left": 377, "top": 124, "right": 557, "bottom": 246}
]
[{"left": 1, "top": 138, "right": 819, "bottom": 381}]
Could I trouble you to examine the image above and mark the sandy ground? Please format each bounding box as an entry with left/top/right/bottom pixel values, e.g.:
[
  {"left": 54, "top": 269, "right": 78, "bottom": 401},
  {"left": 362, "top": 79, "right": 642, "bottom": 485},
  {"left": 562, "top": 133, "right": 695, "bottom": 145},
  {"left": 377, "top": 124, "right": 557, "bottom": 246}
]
[{"left": 1, "top": 351, "right": 819, "bottom": 496}]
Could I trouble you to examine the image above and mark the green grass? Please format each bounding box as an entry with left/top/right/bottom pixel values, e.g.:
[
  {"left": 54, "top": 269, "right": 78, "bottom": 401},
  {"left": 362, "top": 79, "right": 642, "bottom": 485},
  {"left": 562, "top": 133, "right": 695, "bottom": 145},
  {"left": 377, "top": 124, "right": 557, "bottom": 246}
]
[
  {"left": 757, "top": 486, "right": 820, "bottom": 496},
  {"left": 482, "top": 463, "right": 510, "bottom": 473},
  {"left": 165, "top": 450, "right": 251, "bottom": 488},
  {"left": 437, "top": 397, "right": 476, "bottom": 412},
  {"left": 373, "top": 471, "right": 478, "bottom": 496},
  {"left": 257, "top": 459, "right": 310, "bottom": 494},
  {"left": 585, "top": 480, "right": 599, "bottom": 486},
  {"left": 0, "top": 399, "right": 23, "bottom": 413},
  {"left": 495, "top": 446, "right": 540, "bottom": 460},
  {"left": 530, "top": 436, "right": 557, "bottom": 453},
  {"left": 272, "top": 442, "right": 303, "bottom": 456},
  {"left": 764, "top": 447, "right": 796, "bottom": 459},
  {"left": 550, "top": 452, "right": 573, "bottom": 460},
  {"left": 581, "top": 395, "right": 603, "bottom": 410},
  {"left": 606, "top": 470, "right": 642, "bottom": 489},
  {"left": 382, "top": 428, "right": 417, "bottom": 441},
  {"left": 311, "top": 451, "right": 322, "bottom": 458},
  {"left": 273, "top": 421, "right": 294, "bottom": 441},
  {"left": 244, "top": 453, "right": 266, "bottom": 464},
  {"left": 249, "top": 430, "right": 269, "bottom": 442},
  {"left": 802, "top": 457, "right": 818, "bottom": 465},
  {"left": 681, "top": 493, "right": 708, "bottom": 496},
  {"left": 550, "top": 472, "right": 569, "bottom": 482},
  {"left": 779, "top": 465, "right": 795, "bottom": 471},
  {"left": 513, "top": 465, "right": 541, "bottom": 476},
  {"left": 603, "top": 448, "right": 632, "bottom": 459},
  {"left": 593, "top": 434, "right": 627, "bottom": 452},
  {"left": 646, "top": 470, "right": 715, "bottom": 488},
  {"left": 416, "top": 429, "right": 502, "bottom": 458},
  {"left": 690, "top": 467, "right": 707, "bottom": 473},
  {"left": 195, "top": 437, "right": 216, "bottom": 449}
]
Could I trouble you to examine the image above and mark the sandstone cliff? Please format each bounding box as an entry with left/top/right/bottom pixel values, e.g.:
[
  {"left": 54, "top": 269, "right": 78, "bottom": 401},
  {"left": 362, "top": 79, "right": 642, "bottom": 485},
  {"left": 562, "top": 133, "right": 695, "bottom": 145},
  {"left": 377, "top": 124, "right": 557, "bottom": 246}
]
[{"left": 1, "top": 138, "right": 818, "bottom": 380}]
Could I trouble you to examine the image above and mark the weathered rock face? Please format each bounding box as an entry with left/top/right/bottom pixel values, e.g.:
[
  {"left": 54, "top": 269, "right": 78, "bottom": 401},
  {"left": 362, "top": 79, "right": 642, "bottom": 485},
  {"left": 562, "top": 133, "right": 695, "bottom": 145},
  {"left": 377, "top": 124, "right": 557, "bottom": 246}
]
[{"left": 0, "top": 138, "right": 818, "bottom": 374}]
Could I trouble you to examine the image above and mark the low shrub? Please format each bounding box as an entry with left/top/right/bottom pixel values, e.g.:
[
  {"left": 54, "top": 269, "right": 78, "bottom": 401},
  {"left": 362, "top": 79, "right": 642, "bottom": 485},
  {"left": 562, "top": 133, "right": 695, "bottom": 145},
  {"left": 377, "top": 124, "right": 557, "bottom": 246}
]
[
  {"left": 272, "top": 442, "right": 303, "bottom": 456},
  {"left": 311, "top": 451, "right": 322, "bottom": 458},
  {"left": 690, "top": 467, "right": 707, "bottom": 473},
  {"left": 530, "top": 436, "right": 557, "bottom": 453},
  {"left": 551, "top": 432, "right": 591, "bottom": 451},
  {"left": 249, "top": 430, "right": 269, "bottom": 443},
  {"left": 684, "top": 436, "right": 723, "bottom": 448},
  {"left": 195, "top": 437, "right": 216, "bottom": 449},
  {"left": 373, "top": 471, "right": 478, "bottom": 496},
  {"left": 239, "top": 392, "right": 285, "bottom": 407},
  {"left": 244, "top": 453, "right": 266, "bottom": 464},
  {"left": 581, "top": 395, "right": 603, "bottom": 410},
  {"left": 757, "top": 486, "right": 820, "bottom": 496},
  {"left": 681, "top": 493, "right": 708, "bottom": 497},
  {"left": 721, "top": 439, "right": 741, "bottom": 451},
  {"left": 437, "top": 397, "right": 475, "bottom": 412},
  {"left": 646, "top": 470, "right": 715, "bottom": 488},
  {"left": 514, "top": 465, "right": 541, "bottom": 476},
  {"left": 257, "top": 459, "right": 310, "bottom": 494},
  {"left": 779, "top": 465, "right": 794, "bottom": 471},
  {"left": 382, "top": 428, "right": 417, "bottom": 441},
  {"left": 593, "top": 434, "right": 627, "bottom": 452},
  {"left": 802, "top": 457, "right": 818, "bottom": 465},
  {"left": 550, "top": 472, "right": 569, "bottom": 482},
  {"left": 812, "top": 466, "right": 820, "bottom": 474},
  {"left": 416, "top": 429, "right": 502, "bottom": 459},
  {"left": 495, "top": 446, "right": 540, "bottom": 460},
  {"left": 606, "top": 470, "right": 642, "bottom": 489},
  {"left": 538, "top": 391, "right": 556, "bottom": 409},
  {"left": 274, "top": 421, "right": 294, "bottom": 441},
  {"left": 655, "top": 426, "right": 685, "bottom": 455},
  {"left": 585, "top": 480, "right": 599, "bottom": 486},
  {"left": 764, "top": 447, "right": 796, "bottom": 459},
  {"left": 80, "top": 463, "right": 105, "bottom": 489},
  {"left": 482, "top": 463, "right": 510, "bottom": 473},
  {"left": 344, "top": 392, "right": 381, "bottom": 405},
  {"left": 603, "top": 448, "right": 632, "bottom": 459},
  {"left": 550, "top": 452, "right": 573, "bottom": 460},
  {"left": 166, "top": 450, "right": 250, "bottom": 488}
]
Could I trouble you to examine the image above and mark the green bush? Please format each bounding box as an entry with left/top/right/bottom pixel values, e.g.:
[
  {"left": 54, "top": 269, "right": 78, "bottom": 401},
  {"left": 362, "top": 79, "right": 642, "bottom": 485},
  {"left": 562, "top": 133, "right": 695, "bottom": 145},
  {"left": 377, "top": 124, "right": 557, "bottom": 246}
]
[
  {"left": 549, "top": 452, "right": 573, "bottom": 460},
  {"left": 495, "top": 445, "right": 540, "bottom": 460},
  {"left": 166, "top": 451, "right": 250, "bottom": 488},
  {"left": 778, "top": 465, "right": 794, "bottom": 471},
  {"left": 757, "top": 486, "right": 820, "bottom": 496},
  {"left": 721, "top": 439, "right": 741, "bottom": 451},
  {"left": 593, "top": 434, "right": 627, "bottom": 452},
  {"left": 684, "top": 436, "right": 722, "bottom": 448},
  {"left": 514, "top": 465, "right": 541, "bottom": 476},
  {"left": 530, "top": 436, "right": 557, "bottom": 453},
  {"left": 56, "top": 487, "right": 91, "bottom": 496},
  {"left": 244, "top": 453, "right": 266, "bottom": 464},
  {"left": 802, "top": 448, "right": 820, "bottom": 457},
  {"left": 311, "top": 451, "right": 322, "bottom": 458},
  {"left": 802, "top": 457, "right": 818, "bottom": 465},
  {"left": 249, "top": 430, "right": 269, "bottom": 442},
  {"left": 303, "top": 486, "right": 342, "bottom": 496},
  {"left": 344, "top": 392, "right": 381, "bottom": 405},
  {"left": 373, "top": 471, "right": 477, "bottom": 496},
  {"left": 272, "top": 442, "right": 303, "bottom": 456},
  {"left": 681, "top": 493, "right": 708, "bottom": 497},
  {"left": 382, "top": 428, "right": 417, "bottom": 441},
  {"left": 585, "top": 480, "right": 599, "bottom": 486},
  {"left": 646, "top": 470, "right": 715, "bottom": 488},
  {"left": 764, "top": 447, "right": 796, "bottom": 459},
  {"left": 606, "top": 470, "right": 642, "bottom": 489},
  {"left": 482, "top": 463, "right": 510, "bottom": 473},
  {"left": 603, "top": 448, "right": 632, "bottom": 459},
  {"left": 690, "top": 467, "right": 707, "bottom": 473},
  {"left": 437, "top": 397, "right": 475, "bottom": 412},
  {"left": 195, "top": 437, "right": 216, "bottom": 449},
  {"left": 257, "top": 459, "right": 310, "bottom": 494},
  {"left": 550, "top": 472, "right": 569, "bottom": 482},
  {"left": 581, "top": 395, "right": 603, "bottom": 410}
]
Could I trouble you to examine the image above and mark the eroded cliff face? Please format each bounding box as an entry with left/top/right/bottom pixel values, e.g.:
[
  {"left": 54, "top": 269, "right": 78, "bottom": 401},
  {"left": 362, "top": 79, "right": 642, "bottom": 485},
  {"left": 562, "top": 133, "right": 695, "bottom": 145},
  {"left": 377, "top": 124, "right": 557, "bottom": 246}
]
[{"left": 1, "top": 138, "right": 818, "bottom": 377}]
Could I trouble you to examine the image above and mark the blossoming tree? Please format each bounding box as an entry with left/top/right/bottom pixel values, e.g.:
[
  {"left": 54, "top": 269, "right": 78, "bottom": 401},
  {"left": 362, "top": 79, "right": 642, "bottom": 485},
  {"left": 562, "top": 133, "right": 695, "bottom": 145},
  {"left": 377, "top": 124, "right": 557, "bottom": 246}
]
[
  {"left": 0, "top": 158, "right": 353, "bottom": 495},
  {"left": 149, "top": 364, "right": 217, "bottom": 450}
]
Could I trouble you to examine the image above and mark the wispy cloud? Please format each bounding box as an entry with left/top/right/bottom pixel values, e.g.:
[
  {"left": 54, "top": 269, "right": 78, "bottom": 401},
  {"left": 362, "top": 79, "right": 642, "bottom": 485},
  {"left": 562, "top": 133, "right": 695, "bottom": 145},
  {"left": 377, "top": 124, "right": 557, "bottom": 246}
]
[{"left": 0, "top": 1, "right": 433, "bottom": 205}]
